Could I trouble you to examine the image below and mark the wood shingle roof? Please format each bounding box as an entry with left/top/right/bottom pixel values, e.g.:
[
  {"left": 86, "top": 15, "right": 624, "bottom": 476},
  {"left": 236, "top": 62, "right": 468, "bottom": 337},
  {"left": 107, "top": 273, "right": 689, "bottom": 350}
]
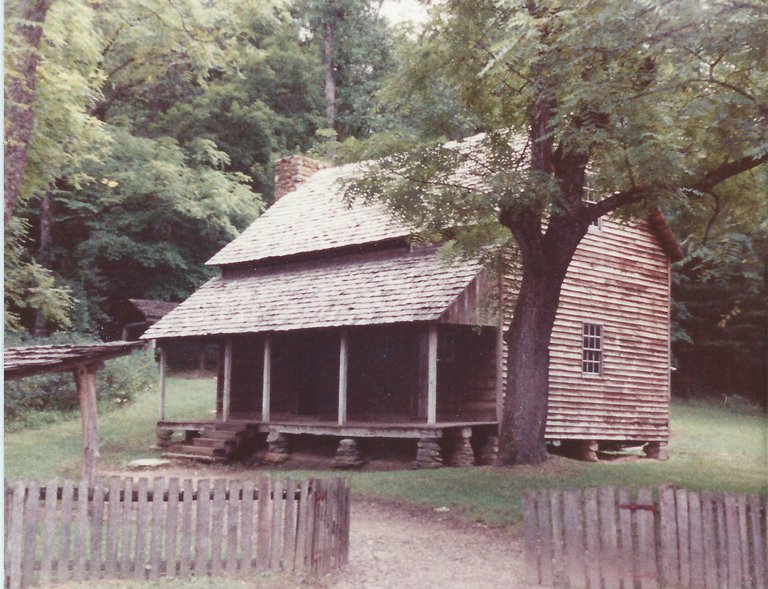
[
  {"left": 142, "top": 248, "right": 482, "bottom": 339},
  {"left": 207, "top": 163, "right": 411, "bottom": 267}
]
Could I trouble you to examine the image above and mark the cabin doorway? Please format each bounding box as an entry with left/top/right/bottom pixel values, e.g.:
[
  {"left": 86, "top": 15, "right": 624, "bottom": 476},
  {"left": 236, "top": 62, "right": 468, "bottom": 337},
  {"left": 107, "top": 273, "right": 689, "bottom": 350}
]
[{"left": 292, "top": 330, "right": 339, "bottom": 418}]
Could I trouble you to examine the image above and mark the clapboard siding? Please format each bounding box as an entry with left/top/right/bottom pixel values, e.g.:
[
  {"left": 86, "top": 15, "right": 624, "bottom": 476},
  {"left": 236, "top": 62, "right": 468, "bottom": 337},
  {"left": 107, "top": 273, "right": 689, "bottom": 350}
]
[
  {"left": 547, "top": 218, "right": 671, "bottom": 441},
  {"left": 499, "top": 217, "right": 671, "bottom": 442}
]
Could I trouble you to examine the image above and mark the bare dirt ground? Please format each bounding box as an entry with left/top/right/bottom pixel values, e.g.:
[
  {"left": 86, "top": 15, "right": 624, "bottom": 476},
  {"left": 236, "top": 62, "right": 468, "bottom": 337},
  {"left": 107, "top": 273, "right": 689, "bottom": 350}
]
[{"left": 324, "top": 498, "right": 536, "bottom": 589}]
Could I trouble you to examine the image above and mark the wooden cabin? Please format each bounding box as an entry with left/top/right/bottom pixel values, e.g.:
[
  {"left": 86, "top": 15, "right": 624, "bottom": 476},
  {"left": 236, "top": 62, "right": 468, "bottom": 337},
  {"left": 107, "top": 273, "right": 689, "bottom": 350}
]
[{"left": 143, "top": 144, "right": 682, "bottom": 466}]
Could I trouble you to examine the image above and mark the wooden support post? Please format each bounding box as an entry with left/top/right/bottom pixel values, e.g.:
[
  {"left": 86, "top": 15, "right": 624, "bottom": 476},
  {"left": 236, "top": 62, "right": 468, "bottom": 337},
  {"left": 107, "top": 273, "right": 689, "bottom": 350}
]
[
  {"left": 338, "top": 330, "right": 348, "bottom": 425},
  {"left": 222, "top": 338, "right": 233, "bottom": 422},
  {"left": 262, "top": 334, "right": 271, "bottom": 422},
  {"left": 158, "top": 347, "right": 167, "bottom": 421},
  {"left": 427, "top": 324, "right": 438, "bottom": 425},
  {"left": 73, "top": 362, "right": 100, "bottom": 485}
]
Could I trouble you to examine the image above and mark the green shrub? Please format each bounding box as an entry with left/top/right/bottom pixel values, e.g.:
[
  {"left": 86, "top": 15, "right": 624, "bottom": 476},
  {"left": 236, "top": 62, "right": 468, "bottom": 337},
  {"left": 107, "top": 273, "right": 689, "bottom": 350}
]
[{"left": 4, "top": 333, "right": 157, "bottom": 431}]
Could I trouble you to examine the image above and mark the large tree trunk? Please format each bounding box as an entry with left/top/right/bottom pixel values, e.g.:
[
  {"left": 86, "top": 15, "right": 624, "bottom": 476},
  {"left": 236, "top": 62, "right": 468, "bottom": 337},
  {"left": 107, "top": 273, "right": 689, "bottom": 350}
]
[
  {"left": 4, "top": 0, "right": 52, "bottom": 227},
  {"left": 497, "top": 210, "right": 589, "bottom": 465},
  {"left": 323, "top": 19, "right": 336, "bottom": 139},
  {"left": 32, "top": 189, "right": 53, "bottom": 337}
]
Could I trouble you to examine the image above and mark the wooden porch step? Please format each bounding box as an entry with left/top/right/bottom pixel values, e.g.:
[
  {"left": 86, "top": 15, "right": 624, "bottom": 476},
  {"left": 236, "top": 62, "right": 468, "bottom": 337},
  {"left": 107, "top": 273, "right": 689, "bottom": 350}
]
[
  {"left": 192, "top": 437, "right": 233, "bottom": 449},
  {"left": 168, "top": 444, "right": 226, "bottom": 457},
  {"left": 161, "top": 451, "right": 226, "bottom": 463},
  {"left": 202, "top": 429, "right": 244, "bottom": 440}
]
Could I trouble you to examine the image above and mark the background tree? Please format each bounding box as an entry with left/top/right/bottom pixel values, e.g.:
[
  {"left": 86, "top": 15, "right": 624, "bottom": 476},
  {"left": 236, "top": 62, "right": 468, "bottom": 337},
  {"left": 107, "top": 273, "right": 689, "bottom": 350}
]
[
  {"left": 5, "top": 0, "right": 326, "bottom": 335},
  {"left": 348, "top": 0, "right": 768, "bottom": 464}
]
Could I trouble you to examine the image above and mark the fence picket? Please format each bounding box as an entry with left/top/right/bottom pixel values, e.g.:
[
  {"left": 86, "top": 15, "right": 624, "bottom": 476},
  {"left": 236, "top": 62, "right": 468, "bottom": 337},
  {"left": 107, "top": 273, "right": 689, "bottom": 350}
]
[
  {"left": 676, "top": 488, "right": 690, "bottom": 588},
  {"left": 534, "top": 490, "right": 553, "bottom": 586},
  {"left": 240, "top": 480, "right": 255, "bottom": 576},
  {"left": 724, "top": 492, "right": 742, "bottom": 589},
  {"left": 561, "top": 489, "right": 585, "bottom": 588},
  {"left": 749, "top": 495, "right": 765, "bottom": 589},
  {"left": 256, "top": 476, "right": 271, "bottom": 571},
  {"left": 8, "top": 480, "right": 26, "bottom": 589},
  {"left": 73, "top": 479, "right": 89, "bottom": 582},
  {"left": 165, "top": 478, "right": 180, "bottom": 577},
  {"left": 716, "top": 495, "right": 729, "bottom": 589},
  {"left": 4, "top": 480, "right": 10, "bottom": 561},
  {"left": 148, "top": 477, "right": 165, "bottom": 580},
  {"left": 616, "top": 487, "right": 635, "bottom": 589},
  {"left": 283, "top": 479, "right": 297, "bottom": 573},
  {"left": 226, "top": 479, "right": 241, "bottom": 576},
  {"left": 21, "top": 480, "right": 40, "bottom": 588},
  {"left": 584, "top": 487, "right": 601, "bottom": 589},
  {"left": 547, "top": 489, "right": 566, "bottom": 587},
  {"left": 40, "top": 479, "right": 59, "bottom": 586},
  {"left": 89, "top": 479, "right": 105, "bottom": 580},
  {"left": 134, "top": 478, "right": 149, "bottom": 580},
  {"left": 105, "top": 477, "right": 121, "bottom": 578},
  {"left": 119, "top": 477, "right": 134, "bottom": 577},
  {"left": 270, "top": 478, "right": 285, "bottom": 571},
  {"left": 635, "top": 488, "right": 658, "bottom": 589},
  {"left": 210, "top": 479, "right": 226, "bottom": 576},
  {"left": 57, "top": 480, "right": 74, "bottom": 583},
  {"left": 688, "top": 490, "right": 705, "bottom": 589},
  {"left": 178, "top": 479, "right": 194, "bottom": 579},
  {"left": 736, "top": 494, "right": 750, "bottom": 588},
  {"left": 521, "top": 491, "right": 540, "bottom": 585},
  {"left": 194, "top": 479, "right": 211, "bottom": 576},
  {"left": 659, "top": 486, "right": 679, "bottom": 587},
  {"left": 294, "top": 479, "right": 310, "bottom": 572},
  {"left": 700, "top": 491, "right": 718, "bottom": 589},
  {"left": 599, "top": 486, "right": 620, "bottom": 589}
]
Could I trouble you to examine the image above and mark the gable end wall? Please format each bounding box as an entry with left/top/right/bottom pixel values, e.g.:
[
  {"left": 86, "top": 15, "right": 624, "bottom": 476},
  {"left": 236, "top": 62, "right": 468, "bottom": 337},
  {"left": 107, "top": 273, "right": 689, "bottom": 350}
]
[
  {"left": 501, "top": 218, "right": 671, "bottom": 442},
  {"left": 546, "top": 218, "right": 671, "bottom": 441}
]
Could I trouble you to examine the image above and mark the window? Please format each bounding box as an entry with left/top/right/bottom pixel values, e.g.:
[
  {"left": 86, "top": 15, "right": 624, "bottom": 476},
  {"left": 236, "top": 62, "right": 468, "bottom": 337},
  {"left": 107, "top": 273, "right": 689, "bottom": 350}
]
[
  {"left": 583, "top": 178, "right": 602, "bottom": 229},
  {"left": 582, "top": 323, "right": 603, "bottom": 375}
]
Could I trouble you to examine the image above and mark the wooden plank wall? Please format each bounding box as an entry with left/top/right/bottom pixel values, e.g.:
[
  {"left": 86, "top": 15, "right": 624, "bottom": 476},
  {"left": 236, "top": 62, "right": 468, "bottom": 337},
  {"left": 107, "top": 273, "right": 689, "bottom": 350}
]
[
  {"left": 4, "top": 476, "right": 350, "bottom": 589},
  {"left": 523, "top": 487, "right": 767, "bottom": 589},
  {"left": 501, "top": 218, "right": 671, "bottom": 442}
]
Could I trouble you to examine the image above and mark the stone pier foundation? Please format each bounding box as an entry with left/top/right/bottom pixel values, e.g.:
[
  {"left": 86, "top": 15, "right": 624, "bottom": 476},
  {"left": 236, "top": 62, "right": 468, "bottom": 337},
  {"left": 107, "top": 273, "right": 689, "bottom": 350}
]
[
  {"left": 412, "top": 438, "right": 443, "bottom": 469},
  {"left": 262, "top": 432, "right": 290, "bottom": 464},
  {"left": 332, "top": 438, "right": 369, "bottom": 469},
  {"left": 476, "top": 435, "right": 499, "bottom": 465},
  {"left": 445, "top": 427, "right": 475, "bottom": 467},
  {"left": 643, "top": 441, "right": 669, "bottom": 461}
]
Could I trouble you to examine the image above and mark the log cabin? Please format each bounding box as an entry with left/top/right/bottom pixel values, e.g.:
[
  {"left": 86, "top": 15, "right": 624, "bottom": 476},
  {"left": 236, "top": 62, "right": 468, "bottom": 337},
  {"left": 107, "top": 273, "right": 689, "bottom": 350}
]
[{"left": 142, "top": 138, "right": 683, "bottom": 467}]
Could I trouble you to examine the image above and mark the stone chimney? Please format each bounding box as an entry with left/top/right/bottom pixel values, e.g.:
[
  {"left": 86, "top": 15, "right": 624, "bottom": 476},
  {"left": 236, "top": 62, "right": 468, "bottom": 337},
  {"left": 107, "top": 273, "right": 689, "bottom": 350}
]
[{"left": 273, "top": 155, "right": 323, "bottom": 201}]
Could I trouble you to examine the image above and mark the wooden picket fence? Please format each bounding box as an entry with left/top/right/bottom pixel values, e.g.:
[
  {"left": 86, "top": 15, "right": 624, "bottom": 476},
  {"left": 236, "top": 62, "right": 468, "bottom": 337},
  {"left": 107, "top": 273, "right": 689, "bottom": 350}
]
[
  {"left": 523, "top": 487, "right": 767, "bottom": 589},
  {"left": 4, "top": 475, "right": 350, "bottom": 589}
]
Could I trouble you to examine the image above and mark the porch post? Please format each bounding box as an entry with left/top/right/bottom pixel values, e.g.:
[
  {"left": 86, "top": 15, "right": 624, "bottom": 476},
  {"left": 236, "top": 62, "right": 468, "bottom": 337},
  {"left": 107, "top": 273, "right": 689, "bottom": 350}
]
[
  {"left": 338, "top": 329, "right": 348, "bottom": 425},
  {"left": 222, "top": 338, "right": 233, "bottom": 421},
  {"left": 158, "top": 347, "right": 167, "bottom": 421},
  {"left": 427, "top": 324, "right": 438, "bottom": 425},
  {"left": 262, "top": 334, "right": 271, "bottom": 422}
]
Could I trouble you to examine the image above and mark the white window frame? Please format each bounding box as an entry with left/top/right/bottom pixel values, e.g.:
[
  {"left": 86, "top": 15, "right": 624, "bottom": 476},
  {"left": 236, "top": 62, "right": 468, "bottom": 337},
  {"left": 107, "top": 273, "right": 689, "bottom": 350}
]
[
  {"left": 583, "top": 178, "right": 603, "bottom": 230},
  {"left": 582, "top": 323, "right": 603, "bottom": 376}
]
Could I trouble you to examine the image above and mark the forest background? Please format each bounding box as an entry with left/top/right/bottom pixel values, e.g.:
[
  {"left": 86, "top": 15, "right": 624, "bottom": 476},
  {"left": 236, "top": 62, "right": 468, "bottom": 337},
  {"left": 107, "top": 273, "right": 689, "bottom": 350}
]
[{"left": 4, "top": 0, "right": 766, "bottom": 425}]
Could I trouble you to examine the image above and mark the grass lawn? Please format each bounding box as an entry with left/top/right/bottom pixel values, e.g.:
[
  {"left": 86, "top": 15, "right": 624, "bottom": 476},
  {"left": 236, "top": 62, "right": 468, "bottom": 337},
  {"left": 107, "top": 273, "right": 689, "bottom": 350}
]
[{"left": 5, "top": 376, "right": 767, "bottom": 528}]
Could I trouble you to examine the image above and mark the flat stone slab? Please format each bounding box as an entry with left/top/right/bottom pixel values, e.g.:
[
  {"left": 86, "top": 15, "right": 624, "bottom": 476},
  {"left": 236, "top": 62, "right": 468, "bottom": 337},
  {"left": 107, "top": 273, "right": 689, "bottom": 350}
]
[{"left": 127, "top": 458, "right": 172, "bottom": 470}]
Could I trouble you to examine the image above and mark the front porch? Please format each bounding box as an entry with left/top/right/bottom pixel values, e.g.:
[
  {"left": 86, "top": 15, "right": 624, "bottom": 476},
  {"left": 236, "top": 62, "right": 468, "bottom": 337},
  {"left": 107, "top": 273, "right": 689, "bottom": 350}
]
[
  {"left": 154, "top": 322, "right": 502, "bottom": 466},
  {"left": 156, "top": 417, "right": 499, "bottom": 468}
]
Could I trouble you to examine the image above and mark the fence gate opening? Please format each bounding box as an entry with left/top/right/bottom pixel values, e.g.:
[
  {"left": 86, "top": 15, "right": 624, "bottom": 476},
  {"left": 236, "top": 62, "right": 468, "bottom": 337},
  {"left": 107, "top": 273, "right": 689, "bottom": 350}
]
[{"left": 4, "top": 475, "right": 350, "bottom": 589}]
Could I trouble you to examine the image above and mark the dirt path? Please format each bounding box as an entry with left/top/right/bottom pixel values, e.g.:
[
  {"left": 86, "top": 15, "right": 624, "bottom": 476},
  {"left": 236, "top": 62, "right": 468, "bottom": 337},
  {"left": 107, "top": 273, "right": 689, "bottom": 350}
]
[{"left": 325, "top": 499, "right": 537, "bottom": 589}]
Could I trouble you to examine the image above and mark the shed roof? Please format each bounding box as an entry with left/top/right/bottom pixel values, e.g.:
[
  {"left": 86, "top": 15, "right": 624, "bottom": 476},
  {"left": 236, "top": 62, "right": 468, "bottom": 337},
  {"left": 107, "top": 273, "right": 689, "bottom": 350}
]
[
  {"left": 4, "top": 341, "right": 146, "bottom": 380},
  {"left": 207, "top": 163, "right": 410, "bottom": 267},
  {"left": 143, "top": 248, "right": 483, "bottom": 339},
  {"left": 128, "top": 299, "right": 179, "bottom": 322}
]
